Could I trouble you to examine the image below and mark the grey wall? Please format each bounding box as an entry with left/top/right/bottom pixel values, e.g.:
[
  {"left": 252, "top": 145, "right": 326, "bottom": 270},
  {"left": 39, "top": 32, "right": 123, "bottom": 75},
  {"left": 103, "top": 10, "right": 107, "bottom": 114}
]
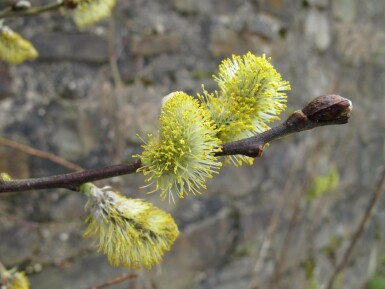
[{"left": 1, "top": 0, "right": 385, "bottom": 288}]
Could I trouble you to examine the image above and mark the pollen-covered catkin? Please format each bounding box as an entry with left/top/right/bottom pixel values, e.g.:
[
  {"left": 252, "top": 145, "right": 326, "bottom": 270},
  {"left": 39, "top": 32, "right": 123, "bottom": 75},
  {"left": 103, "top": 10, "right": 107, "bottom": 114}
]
[
  {"left": 137, "top": 91, "right": 222, "bottom": 203},
  {"left": 199, "top": 52, "right": 291, "bottom": 165},
  {"left": 70, "top": 0, "right": 116, "bottom": 28},
  {"left": 0, "top": 26, "right": 38, "bottom": 64},
  {"left": 0, "top": 264, "right": 29, "bottom": 289},
  {"left": 81, "top": 183, "right": 179, "bottom": 269}
]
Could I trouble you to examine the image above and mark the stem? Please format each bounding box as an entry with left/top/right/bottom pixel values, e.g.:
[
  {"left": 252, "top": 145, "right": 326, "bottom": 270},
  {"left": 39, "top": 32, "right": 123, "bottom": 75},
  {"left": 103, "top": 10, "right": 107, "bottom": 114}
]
[
  {"left": 0, "top": 160, "right": 143, "bottom": 193},
  {"left": 0, "top": 261, "right": 6, "bottom": 276},
  {"left": 0, "top": 1, "right": 65, "bottom": 18},
  {"left": 0, "top": 95, "right": 352, "bottom": 194},
  {"left": 271, "top": 188, "right": 306, "bottom": 289},
  {"left": 247, "top": 157, "right": 302, "bottom": 289},
  {"left": 217, "top": 121, "right": 293, "bottom": 158},
  {"left": 82, "top": 273, "right": 137, "bottom": 289},
  {"left": 325, "top": 165, "right": 385, "bottom": 289},
  {"left": 0, "top": 137, "right": 82, "bottom": 171},
  {"left": 108, "top": 16, "right": 123, "bottom": 87}
]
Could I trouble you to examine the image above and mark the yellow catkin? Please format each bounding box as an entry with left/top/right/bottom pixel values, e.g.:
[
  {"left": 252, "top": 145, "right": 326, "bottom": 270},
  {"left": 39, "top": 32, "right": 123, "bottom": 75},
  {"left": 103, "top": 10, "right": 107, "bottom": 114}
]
[
  {"left": 137, "top": 91, "right": 222, "bottom": 203},
  {"left": 0, "top": 26, "right": 38, "bottom": 64},
  {"left": 0, "top": 172, "right": 12, "bottom": 182},
  {"left": 71, "top": 0, "right": 116, "bottom": 28},
  {"left": 0, "top": 266, "right": 29, "bottom": 289},
  {"left": 81, "top": 183, "right": 179, "bottom": 269},
  {"left": 199, "top": 52, "right": 291, "bottom": 165},
  {"left": 8, "top": 272, "right": 29, "bottom": 289}
]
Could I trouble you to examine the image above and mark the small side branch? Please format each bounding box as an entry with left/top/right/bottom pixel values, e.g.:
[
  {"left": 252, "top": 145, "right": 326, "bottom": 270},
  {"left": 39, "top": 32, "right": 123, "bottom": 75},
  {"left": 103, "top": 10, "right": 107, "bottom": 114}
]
[
  {"left": 325, "top": 165, "right": 385, "bottom": 289},
  {"left": 0, "top": 95, "right": 352, "bottom": 194},
  {"left": 0, "top": 0, "right": 73, "bottom": 18},
  {"left": 82, "top": 273, "right": 137, "bottom": 289},
  {"left": 0, "top": 137, "right": 82, "bottom": 171}
]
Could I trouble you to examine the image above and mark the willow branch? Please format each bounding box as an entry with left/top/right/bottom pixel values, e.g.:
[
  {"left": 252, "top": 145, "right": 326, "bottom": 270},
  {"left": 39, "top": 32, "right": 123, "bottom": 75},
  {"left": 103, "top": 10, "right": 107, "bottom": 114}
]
[
  {"left": 0, "top": 0, "right": 72, "bottom": 18},
  {"left": 325, "top": 164, "right": 385, "bottom": 289},
  {"left": 0, "top": 95, "right": 352, "bottom": 194},
  {"left": 0, "top": 137, "right": 83, "bottom": 171},
  {"left": 82, "top": 273, "right": 137, "bottom": 289}
]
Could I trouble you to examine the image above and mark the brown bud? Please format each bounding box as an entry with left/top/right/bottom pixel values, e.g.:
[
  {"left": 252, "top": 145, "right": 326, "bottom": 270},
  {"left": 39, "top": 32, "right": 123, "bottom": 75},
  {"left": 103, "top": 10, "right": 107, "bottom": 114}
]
[
  {"left": 12, "top": 0, "right": 31, "bottom": 11},
  {"left": 302, "top": 95, "right": 352, "bottom": 124},
  {"left": 63, "top": 0, "right": 77, "bottom": 9}
]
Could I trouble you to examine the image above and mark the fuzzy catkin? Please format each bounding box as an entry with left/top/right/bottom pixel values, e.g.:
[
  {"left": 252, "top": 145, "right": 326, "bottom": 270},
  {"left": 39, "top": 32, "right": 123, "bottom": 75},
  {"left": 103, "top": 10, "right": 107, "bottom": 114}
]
[{"left": 82, "top": 184, "right": 179, "bottom": 269}]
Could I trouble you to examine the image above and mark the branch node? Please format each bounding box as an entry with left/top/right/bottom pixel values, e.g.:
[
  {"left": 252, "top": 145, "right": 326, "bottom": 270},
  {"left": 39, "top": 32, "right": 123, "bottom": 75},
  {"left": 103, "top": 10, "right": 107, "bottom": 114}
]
[
  {"left": 285, "top": 110, "right": 308, "bottom": 128},
  {"left": 63, "top": 0, "right": 77, "bottom": 9},
  {"left": 12, "top": 0, "right": 31, "bottom": 11},
  {"left": 245, "top": 145, "right": 264, "bottom": 158}
]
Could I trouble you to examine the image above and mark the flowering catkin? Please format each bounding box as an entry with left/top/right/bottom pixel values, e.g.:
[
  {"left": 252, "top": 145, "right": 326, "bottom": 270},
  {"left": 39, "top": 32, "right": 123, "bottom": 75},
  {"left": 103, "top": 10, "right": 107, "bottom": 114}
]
[
  {"left": 0, "top": 265, "right": 29, "bottom": 289},
  {"left": 199, "top": 52, "right": 291, "bottom": 165},
  {"left": 138, "top": 91, "right": 222, "bottom": 203},
  {"left": 70, "top": 0, "right": 116, "bottom": 28},
  {"left": 0, "top": 26, "right": 38, "bottom": 64},
  {"left": 81, "top": 183, "right": 179, "bottom": 269}
]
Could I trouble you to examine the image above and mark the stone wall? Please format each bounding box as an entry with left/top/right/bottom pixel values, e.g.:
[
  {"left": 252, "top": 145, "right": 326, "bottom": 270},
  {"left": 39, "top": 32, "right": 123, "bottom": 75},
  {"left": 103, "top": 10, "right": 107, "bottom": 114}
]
[{"left": 1, "top": 0, "right": 385, "bottom": 288}]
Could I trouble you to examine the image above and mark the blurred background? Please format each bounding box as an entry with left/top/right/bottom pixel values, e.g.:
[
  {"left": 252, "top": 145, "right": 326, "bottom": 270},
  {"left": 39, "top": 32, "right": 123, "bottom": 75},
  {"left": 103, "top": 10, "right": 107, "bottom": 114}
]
[{"left": 1, "top": 0, "right": 385, "bottom": 288}]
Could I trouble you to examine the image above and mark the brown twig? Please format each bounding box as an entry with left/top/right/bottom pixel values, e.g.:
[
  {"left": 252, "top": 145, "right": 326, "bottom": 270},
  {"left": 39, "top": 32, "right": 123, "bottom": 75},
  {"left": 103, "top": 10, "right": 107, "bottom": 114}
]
[
  {"left": 0, "top": 211, "right": 39, "bottom": 229},
  {"left": 82, "top": 273, "right": 137, "bottom": 289},
  {"left": 0, "top": 137, "right": 83, "bottom": 171},
  {"left": 108, "top": 15, "right": 123, "bottom": 88},
  {"left": 248, "top": 154, "right": 304, "bottom": 289},
  {"left": 325, "top": 165, "right": 385, "bottom": 289},
  {"left": 0, "top": 95, "right": 352, "bottom": 194},
  {"left": 0, "top": 160, "right": 143, "bottom": 193},
  {"left": 0, "top": 0, "right": 65, "bottom": 18},
  {"left": 217, "top": 94, "right": 352, "bottom": 158},
  {"left": 269, "top": 140, "right": 324, "bottom": 289},
  {"left": 107, "top": 15, "right": 125, "bottom": 164},
  {"left": 270, "top": 186, "right": 307, "bottom": 289}
]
